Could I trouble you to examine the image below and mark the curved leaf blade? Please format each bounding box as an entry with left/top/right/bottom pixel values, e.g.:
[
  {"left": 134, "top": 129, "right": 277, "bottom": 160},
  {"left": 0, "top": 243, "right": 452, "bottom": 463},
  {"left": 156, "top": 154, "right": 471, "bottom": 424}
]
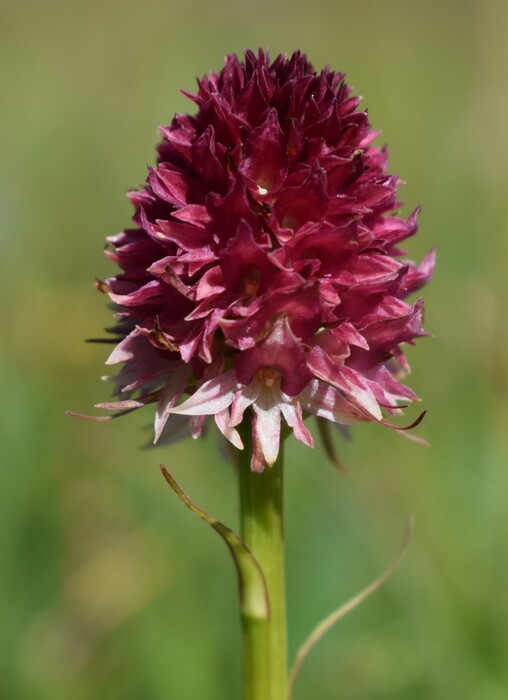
[
  {"left": 160, "top": 465, "right": 269, "bottom": 620},
  {"left": 287, "top": 515, "right": 415, "bottom": 699}
]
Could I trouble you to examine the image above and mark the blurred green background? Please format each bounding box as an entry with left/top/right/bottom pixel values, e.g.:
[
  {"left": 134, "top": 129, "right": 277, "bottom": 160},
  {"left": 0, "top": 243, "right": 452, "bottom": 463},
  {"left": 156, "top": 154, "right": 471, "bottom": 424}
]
[{"left": 1, "top": 0, "right": 508, "bottom": 698}]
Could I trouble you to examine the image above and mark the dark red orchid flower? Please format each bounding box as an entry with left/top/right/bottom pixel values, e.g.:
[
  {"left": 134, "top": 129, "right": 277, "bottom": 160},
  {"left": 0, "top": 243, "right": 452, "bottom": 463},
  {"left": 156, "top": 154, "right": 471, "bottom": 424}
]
[{"left": 95, "top": 49, "right": 434, "bottom": 471}]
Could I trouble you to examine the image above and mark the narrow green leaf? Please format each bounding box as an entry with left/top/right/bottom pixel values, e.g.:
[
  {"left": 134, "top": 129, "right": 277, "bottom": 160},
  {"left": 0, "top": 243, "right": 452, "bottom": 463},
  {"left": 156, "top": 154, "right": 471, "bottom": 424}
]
[
  {"left": 287, "top": 516, "right": 415, "bottom": 700},
  {"left": 160, "top": 465, "right": 269, "bottom": 620}
]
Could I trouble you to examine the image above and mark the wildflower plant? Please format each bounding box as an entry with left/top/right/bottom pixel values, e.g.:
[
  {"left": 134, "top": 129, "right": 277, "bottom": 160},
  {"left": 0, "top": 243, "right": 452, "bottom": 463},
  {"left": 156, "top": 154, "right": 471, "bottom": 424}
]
[{"left": 76, "top": 49, "right": 433, "bottom": 700}]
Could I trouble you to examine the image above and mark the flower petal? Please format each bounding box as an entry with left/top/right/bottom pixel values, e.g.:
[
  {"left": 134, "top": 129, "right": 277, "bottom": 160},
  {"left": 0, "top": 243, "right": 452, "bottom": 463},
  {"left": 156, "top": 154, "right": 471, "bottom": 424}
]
[
  {"left": 230, "top": 380, "right": 262, "bottom": 427},
  {"left": 215, "top": 408, "right": 244, "bottom": 450},
  {"left": 279, "top": 400, "right": 314, "bottom": 448},
  {"left": 170, "top": 370, "right": 238, "bottom": 415},
  {"left": 298, "top": 379, "right": 369, "bottom": 425},
  {"left": 251, "top": 387, "right": 282, "bottom": 466},
  {"left": 307, "top": 346, "right": 382, "bottom": 420},
  {"left": 190, "top": 415, "right": 206, "bottom": 439},
  {"left": 154, "top": 366, "right": 192, "bottom": 442}
]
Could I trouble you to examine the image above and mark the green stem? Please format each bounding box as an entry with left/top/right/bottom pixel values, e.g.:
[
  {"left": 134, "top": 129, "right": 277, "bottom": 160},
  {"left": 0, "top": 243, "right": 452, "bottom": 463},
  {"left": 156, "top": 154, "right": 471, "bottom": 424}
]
[{"left": 238, "top": 429, "right": 287, "bottom": 700}]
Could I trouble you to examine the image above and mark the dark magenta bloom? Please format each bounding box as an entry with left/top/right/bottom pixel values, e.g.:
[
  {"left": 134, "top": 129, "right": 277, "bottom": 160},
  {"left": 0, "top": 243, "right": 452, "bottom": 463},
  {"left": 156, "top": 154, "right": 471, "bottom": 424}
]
[{"left": 96, "top": 49, "right": 434, "bottom": 470}]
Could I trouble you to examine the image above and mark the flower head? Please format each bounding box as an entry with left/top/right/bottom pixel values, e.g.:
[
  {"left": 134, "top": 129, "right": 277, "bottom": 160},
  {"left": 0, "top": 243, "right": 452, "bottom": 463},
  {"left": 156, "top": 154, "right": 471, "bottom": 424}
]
[{"left": 94, "top": 49, "right": 434, "bottom": 471}]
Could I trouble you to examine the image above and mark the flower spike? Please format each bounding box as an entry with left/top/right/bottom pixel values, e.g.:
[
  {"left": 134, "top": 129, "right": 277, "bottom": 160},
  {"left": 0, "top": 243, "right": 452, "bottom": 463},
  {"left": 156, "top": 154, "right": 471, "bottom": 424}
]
[{"left": 84, "top": 49, "right": 433, "bottom": 467}]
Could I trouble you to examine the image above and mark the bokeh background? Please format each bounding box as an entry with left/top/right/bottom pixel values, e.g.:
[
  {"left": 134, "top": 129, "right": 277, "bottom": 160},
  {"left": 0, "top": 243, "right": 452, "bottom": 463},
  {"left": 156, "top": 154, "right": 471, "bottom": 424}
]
[{"left": 1, "top": 0, "right": 508, "bottom": 698}]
